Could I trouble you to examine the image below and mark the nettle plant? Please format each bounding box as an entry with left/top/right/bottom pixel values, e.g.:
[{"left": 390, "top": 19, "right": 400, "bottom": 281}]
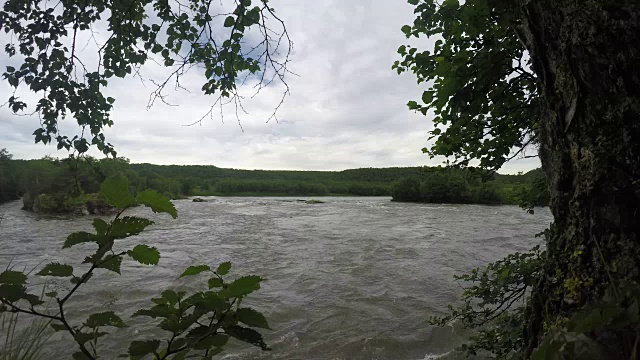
[{"left": 0, "top": 176, "right": 270, "bottom": 359}]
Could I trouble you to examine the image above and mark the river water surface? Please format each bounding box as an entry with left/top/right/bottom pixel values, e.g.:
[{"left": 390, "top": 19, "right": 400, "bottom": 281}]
[{"left": 0, "top": 197, "right": 552, "bottom": 359}]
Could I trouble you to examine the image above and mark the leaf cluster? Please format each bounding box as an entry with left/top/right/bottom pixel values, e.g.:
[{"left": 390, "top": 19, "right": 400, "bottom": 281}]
[
  {"left": 0, "top": 0, "right": 291, "bottom": 156},
  {"left": 430, "top": 245, "right": 545, "bottom": 359},
  {"left": 394, "top": 0, "right": 540, "bottom": 171},
  {"left": 0, "top": 176, "right": 270, "bottom": 359}
]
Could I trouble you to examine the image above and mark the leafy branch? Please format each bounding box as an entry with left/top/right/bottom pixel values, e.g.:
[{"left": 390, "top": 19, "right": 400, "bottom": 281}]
[
  {"left": 430, "top": 245, "right": 545, "bottom": 359},
  {"left": 0, "top": 176, "right": 270, "bottom": 359},
  {"left": 0, "top": 0, "right": 292, "bottom": 156}
]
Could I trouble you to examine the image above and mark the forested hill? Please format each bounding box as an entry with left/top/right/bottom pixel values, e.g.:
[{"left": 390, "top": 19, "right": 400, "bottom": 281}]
[{"left": 0, "top": 152, "right": 547, "bottom": 208}]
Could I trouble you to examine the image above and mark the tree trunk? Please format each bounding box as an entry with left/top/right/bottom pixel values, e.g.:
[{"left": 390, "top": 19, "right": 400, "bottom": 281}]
[{"left": 518, "top": 0, "right": 640, "bottom": 354}]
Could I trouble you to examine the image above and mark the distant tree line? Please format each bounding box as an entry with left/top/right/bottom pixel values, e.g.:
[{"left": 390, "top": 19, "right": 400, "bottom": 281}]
[
  {"left": 390, "top": 167, "right": 549, "bottom": 206},
  {"left": 0, "top": 149, "right": 547, "bottom": 209}
]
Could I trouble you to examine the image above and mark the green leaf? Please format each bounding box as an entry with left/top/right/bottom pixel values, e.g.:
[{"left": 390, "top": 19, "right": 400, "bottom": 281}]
[
  {"left": 0, "top": 284, "right": 27, "bottom": 302},
  {"left": 85, "top": 311, "right": 127, "bottom": 328},
  {"left": 37, "top": 263, "right": 73, "bottom": 277},
  {"left": 127, "top": 244, "right": 160, "bottom": 265},
  {"left": 224, "top": 16, "right": 235, "bottom": 27},
  {"left": 74, "top": 331, "right": 108, "bottom": 345},
  {"left": 237, "top": 307, "right": 270, "bottom": 329},
  {"left": 51, "top": 323, "right": 67, "bottom": 332},
  {"left": 194, "top": 334, "right": 229, "bottom": 350},
  {"left": 101, "top": 176, "right": 134, "bottom": 208},
  {"left": 220, "top": 275, "right": 262, "bottom": 298},
  {"left": 129, "top": 340, "right": 160, "bottom": 357},
  {"left": 216, "top": 261, "right": 231, "bottom": 275},
  {"left": 180, "top": 265, "right": 211, "bottom": 278},
  {"left": 45, "top": 291, "right": 58, "bottom": 298},
  {"left": 93, "top": 218, "right": 109, "bottom": 235},
  {"left": 23, "top": 294, "right": 44, "bottom": 306},
  {"left": 84, "top": 311, "right": 127, "bottom": 328},
  {"left": 110, "top": 216, "right": 154, "bottom": 239},
  {"left": 133, "top": 305, "right": 172, "bottom": 319},
  {"left": 160, "top": 289, "right": 181, "bottom": 305},
  {"left": 189, "top": 292, "right": 227, "bottom": 312},
  {"left": 64, "top": 231, "right": 98, "bottom": 248},
  {"left": 0, "top": 270, "right": 27, "bottom": 285},
  {"left": 136, "top": 190, "right": 177, "bottom": 218},
  {"left": 208, "top": 277, "right": 223, "bottom": 288},
  {"left": 224, "top": 325, "right": 269, "bottom": 350},
  {"left": 98, "top": 255, "right": 122, "bottom": 274}
]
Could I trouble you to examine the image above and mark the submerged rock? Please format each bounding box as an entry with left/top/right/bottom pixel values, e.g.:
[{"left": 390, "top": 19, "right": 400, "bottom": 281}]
[
  {"left": 192, "top": 197, "right": 208, "bottom": 202},
  {"left": 86, "top": 199, "right": 117, "bottom": 215},
  {"left": 305, "top": 200, "right": 325, "bottom": 204}
]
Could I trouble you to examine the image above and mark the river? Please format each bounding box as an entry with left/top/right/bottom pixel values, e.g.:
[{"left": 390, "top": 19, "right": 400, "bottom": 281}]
[{"left": 0, "top": 197, "right": 552, "bottom": 359}]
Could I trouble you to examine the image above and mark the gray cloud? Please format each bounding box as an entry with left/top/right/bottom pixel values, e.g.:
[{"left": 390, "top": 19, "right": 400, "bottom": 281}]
[{"left": 0, "top": 0, "right": 540, "bottom": 173}]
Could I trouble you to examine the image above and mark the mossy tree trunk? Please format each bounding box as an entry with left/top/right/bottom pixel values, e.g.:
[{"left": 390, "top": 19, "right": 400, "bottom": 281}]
[{"left": 517, "top": 0, "right": 640, "bottom": 354}]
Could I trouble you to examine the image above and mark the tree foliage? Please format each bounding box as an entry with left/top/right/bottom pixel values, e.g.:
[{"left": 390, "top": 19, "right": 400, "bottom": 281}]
[
  {"left": 0, "top": 154, "right": 548, "bottom": 207},
  {"left": 390, "top": 167, "right": 547, "bottom": 206},
  {"left": 0, "top": 0, "right": 291, "bottom": 156},
  {"left": 394, "top": 0, "right": 539, "bottom": 171},
  {"left": 0, "top": 176, "right": 270, "bottom": 359}
]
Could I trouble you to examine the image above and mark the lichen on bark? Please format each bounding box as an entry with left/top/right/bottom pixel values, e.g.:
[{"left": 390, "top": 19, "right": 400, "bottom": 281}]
[{"left": 518, "top": 0, "right": 640, "bottom": 354}]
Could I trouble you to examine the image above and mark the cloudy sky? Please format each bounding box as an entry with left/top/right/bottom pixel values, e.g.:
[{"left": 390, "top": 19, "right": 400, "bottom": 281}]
[{"left": 0, "top": 0, "right": 539, "bottom": 173}]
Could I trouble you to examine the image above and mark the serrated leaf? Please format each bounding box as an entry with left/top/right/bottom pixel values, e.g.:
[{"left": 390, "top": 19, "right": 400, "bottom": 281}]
[
  {"left": 136, "top": 190, "right": 177, "bottom": 218},
  {"left": 85, "top": 311, "right": 126, "bottom": 328},
  {"left": 161, "top": 289, "right": 181, "bottom": 305},
  {"left": 0, "top": 284, "right": 27, "bottom": 302},
  {"left": 110, "top": 216, "right": 154, "bottom": 239},
  {"left": 129, "top": 340, "right": 160, "bottom": 356},
  {"left": 98, "top": 255, "right": 122, "bottom": 274},
  {"left": 63, "top": 231, "right": 98, "bottom": 249},
  {"left": 92, "top": 219, "right": 109, "bottom": 235},
  {"left": 74, "top": 331, "right": 108, "bottom": 345},
  {"left": 189, "top": 291, "right": 227, "bottom": 312},
  {"left": 23, "top": 293, "right": 44, "bottom": 306},
  {"left": 216, "top": 262, "right": 231, "bottom": 275},
  {"left": 208, "top": 277, "right": 223, "bottom": 288},
  {"left": 37, "top": 263, "right": 73, "bottom": 277},
  {"left": 237, "top": 308, "right": 270, "bottom": 329},
  {"left": 220, "top": 275, "right": 262, "bottom": 299},
  {"left": 101, "top": 176, "right": 134, "bottom": 208},
  {"left": 128, "top": 244, "right": 160, "bottom": 265},
  {"left": 194, "top": 334, "right": 229, "bottom": 350},
  {"left": 224, "top": 325, "right": 269, "bottom": 350},
  {"left": 133, "top": 304, "right": 172, "bottom": 319},
  {"left": 0, "top": 270, "right": 27, "bottom": 285},
  {"left": 180, "top": 265, "right": 210, "bottom": 278}
]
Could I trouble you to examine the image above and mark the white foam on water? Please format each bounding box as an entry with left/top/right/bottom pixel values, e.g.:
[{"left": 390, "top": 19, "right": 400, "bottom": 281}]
[{"left": 420, "top": 350, "right": 452, "bottom": 360}]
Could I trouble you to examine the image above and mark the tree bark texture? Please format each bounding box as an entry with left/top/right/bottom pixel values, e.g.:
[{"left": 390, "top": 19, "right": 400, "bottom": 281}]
[{"left": 518, "top": 0, "right": 640, "bottom": 355}]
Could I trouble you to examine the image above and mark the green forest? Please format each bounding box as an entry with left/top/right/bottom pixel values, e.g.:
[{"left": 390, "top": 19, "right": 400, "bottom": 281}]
[{"left": 0, "top": 149, "right": 547, "bottom": 213}]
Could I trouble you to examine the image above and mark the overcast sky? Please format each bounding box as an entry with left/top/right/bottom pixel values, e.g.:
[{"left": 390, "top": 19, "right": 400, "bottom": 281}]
[{"left": 0, "top": 0, "right": 539, "bottom": 173}]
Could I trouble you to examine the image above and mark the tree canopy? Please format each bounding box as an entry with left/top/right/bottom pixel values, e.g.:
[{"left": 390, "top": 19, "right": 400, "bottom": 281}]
[
  {"left": 1, "top": 0, "right": 291, "bottom": 156},
  {"left": 394, "top": 0, "right": 539, "bottom": 172}
]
